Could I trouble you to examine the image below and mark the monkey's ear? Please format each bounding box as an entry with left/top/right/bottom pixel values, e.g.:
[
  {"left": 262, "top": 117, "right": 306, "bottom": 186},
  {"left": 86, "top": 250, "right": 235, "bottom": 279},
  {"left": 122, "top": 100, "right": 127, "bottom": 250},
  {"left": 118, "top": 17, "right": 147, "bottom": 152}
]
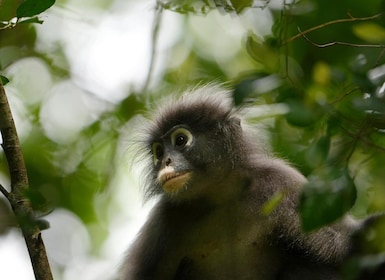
[{"left": 229, "top": 116, "right": 241, "bottom": 126}]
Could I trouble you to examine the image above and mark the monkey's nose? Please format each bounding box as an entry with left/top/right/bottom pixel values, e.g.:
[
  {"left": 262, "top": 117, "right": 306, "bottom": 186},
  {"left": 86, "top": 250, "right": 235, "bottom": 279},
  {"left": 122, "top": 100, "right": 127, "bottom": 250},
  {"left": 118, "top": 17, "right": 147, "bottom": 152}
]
[{"left": 165, "top": 158, "right": 172, "bottom": 166}]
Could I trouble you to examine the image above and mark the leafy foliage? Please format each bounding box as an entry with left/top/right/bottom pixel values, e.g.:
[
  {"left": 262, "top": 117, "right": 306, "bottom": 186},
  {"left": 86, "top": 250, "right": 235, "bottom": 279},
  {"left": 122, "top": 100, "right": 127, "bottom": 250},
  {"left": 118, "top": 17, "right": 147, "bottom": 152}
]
[
  {"left": 0, "top": 0, "right": 55, "bottom": 30},
  {"left": 300, "top": 168, "right": 357, "bottom": 231},
  {"left": 159, "top": 0, "right": 260, "bottom": 14},
  {"left": 1, "top": 0, "right": 385, "bottom": 278}
]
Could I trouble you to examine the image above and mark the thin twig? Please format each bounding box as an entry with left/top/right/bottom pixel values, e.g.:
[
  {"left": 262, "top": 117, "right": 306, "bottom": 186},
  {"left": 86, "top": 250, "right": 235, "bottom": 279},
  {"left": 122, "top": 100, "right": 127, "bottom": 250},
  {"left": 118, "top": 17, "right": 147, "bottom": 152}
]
[
  {"left": 0, "top": 183, "right": 10, "bottom": 199},
  {"left": 374, "top": 48, "right": 385, "bottom": 68},
  {"left": 284, "top": 13, "right": 383, "bottom": 45},
  {"left": 142, "top": 0, "right": 163, "bottom": 98},
  {"left": 330, "top": 87, "right": 361, "bottom": 105},
  {"left": 299, "top": 26, "right": 385, "bottom": 48},
  {"left": 341, "top": 124, "right": 385, "bottom": 155}
]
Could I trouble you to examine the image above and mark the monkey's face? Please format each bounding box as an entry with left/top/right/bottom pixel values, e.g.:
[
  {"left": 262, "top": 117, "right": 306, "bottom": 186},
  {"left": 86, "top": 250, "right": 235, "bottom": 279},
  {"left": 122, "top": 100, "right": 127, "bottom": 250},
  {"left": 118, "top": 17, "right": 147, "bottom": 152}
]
[
  {"left": 151, "top": 125, "right": 195, "bottom": 196},
  {"left": 145, "top": 91, "right": 245, "bottom": 200},
  {"left": 149, "top": 120, "right": 241, "bottom": 201}
]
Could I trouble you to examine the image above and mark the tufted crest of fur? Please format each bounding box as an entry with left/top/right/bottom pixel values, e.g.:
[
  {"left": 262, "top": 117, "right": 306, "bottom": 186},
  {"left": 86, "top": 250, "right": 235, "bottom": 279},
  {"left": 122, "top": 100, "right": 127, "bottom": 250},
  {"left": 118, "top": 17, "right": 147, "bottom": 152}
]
[{"left": 146, "top": 85, "right": 235, "bottom": 141}]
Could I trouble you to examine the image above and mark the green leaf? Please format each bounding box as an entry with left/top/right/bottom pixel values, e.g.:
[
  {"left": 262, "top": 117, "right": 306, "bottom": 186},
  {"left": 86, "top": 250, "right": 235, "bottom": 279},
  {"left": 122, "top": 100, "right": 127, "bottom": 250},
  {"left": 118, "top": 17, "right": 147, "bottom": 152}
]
[
  {"left": 305, "top": 136, "right": 331, "bottom": 168},
  {"left": 16, "top": 0, "right": 55, "bottom": 18},
  {"left": 229, "top": 0, "right": 253, "bottom": 13},
  {"left": 299, "top": 168, "right": 357, "bottom": 231},
  {"left": 245, "top": 34, "right": 280, "bottom": 72},
  {"left": 0, "top": 76, "right": 10, "bottom": 85},
  {"left": 353, "top": 23, "right": 385, "bottom": 43},
  {"left": 285, "top": 99, "right": 317, "bottom": 127},
  {"left": 262, "top": 191, "right": 284, "bottom": 216}
]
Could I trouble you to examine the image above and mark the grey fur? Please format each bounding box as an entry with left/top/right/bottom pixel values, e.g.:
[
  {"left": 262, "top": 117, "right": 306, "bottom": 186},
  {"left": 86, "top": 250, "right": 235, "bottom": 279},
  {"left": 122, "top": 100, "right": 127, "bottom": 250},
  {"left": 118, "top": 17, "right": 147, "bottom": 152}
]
[{"left": 122, "top": 85, "right": 359, "bottom": 280}]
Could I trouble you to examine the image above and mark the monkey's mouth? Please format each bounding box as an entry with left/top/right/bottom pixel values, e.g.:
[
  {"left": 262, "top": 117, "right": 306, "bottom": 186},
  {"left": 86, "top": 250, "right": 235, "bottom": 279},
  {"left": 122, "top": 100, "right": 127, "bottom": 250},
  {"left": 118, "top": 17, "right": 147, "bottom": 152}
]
[{"left": 158, "top": 168, "right": 192, "bottom": 193}]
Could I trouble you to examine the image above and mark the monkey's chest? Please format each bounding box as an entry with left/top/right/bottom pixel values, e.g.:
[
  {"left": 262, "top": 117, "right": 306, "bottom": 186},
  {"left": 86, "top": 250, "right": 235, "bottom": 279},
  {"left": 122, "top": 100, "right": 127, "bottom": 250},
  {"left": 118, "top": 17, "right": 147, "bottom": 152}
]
[{"left": 155, "top": 213, "right": 280, "bottom": 279}]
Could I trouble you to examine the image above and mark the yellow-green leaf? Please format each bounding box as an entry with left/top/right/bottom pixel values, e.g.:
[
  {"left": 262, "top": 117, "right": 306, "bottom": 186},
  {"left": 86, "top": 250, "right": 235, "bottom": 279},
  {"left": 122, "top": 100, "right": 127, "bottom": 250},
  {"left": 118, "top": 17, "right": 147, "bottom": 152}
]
[
  {"left": 353, "top": 23, "right": 385, "bottom": 43},
  {"left": 262, "top": 191, "right": 284, "bottom": 216}
]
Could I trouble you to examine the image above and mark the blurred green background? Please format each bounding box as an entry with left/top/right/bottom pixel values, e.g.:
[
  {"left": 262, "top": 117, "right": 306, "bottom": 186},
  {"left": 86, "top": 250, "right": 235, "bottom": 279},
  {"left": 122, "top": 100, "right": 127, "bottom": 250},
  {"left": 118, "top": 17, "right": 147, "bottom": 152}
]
[{"left": 1, "top": 0, "right": 385, "bottom": 279}]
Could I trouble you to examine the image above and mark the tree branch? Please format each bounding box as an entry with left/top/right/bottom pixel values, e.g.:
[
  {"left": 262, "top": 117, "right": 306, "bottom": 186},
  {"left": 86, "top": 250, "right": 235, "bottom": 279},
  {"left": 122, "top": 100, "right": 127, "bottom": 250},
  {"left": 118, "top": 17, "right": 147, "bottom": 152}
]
[
  {"left": 298, "top": 26, "right": 385, "bottom": 48},
  {"left": 0, "top": 80, "right": 53, "bottom": 280},
  {"left": 284, "top": 13, "right": 383, "bottom": 45}
]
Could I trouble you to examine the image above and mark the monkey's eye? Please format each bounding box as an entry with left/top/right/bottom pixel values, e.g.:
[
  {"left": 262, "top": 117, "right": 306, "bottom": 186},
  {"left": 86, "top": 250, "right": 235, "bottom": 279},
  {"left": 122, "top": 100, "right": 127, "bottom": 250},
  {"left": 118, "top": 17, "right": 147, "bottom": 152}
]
[
  {"left": 152, "top": 142, "right": 163, "bottom": 165},
  {"left": 171, "top": 128, "right": 193, "bottom": 148},
  {"left": 175, "top": 134, "right": 187, "bottom": 147}
]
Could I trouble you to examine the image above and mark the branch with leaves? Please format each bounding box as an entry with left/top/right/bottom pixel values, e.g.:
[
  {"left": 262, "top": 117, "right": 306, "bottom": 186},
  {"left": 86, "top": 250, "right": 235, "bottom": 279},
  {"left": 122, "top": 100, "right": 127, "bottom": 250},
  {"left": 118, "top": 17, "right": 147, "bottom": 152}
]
[
  {"left": 0, "top": 0, "right": 55, "bottom": 30},
  {"left": 0, "top": 81, "right": 53, "bottom": 280},
  {"left": 0, "top": 2, "right": 57, "bottom": 279}
]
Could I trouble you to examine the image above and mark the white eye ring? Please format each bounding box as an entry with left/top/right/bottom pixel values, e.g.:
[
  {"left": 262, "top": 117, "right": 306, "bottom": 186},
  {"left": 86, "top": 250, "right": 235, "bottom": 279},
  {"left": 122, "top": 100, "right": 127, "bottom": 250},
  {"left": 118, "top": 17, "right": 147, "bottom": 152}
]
[{"left": 171, "top": 128, "right": 193, "bottom": 148}]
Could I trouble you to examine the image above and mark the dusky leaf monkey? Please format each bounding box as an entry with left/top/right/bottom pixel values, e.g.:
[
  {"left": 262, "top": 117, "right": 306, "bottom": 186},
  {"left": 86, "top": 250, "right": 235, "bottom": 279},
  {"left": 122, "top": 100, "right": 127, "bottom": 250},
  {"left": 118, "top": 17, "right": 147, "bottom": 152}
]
[{"left": 122, "top": 85, "right": 373, "bottom": 280}]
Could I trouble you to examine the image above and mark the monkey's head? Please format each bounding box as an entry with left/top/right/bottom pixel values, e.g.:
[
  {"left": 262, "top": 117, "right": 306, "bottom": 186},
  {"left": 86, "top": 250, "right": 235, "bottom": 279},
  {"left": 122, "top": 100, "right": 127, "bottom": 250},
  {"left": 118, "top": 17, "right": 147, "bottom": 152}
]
[{"left": 142, "top": 86, "right": 248, "bottom": 202}]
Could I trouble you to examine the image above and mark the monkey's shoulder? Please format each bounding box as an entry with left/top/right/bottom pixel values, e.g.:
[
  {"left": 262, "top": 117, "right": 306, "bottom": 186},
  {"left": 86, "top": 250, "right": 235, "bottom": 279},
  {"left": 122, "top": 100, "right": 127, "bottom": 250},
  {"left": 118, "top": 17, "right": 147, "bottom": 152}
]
[{"left": 246, "top": 157, "right": 306, "bottom": 193}]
